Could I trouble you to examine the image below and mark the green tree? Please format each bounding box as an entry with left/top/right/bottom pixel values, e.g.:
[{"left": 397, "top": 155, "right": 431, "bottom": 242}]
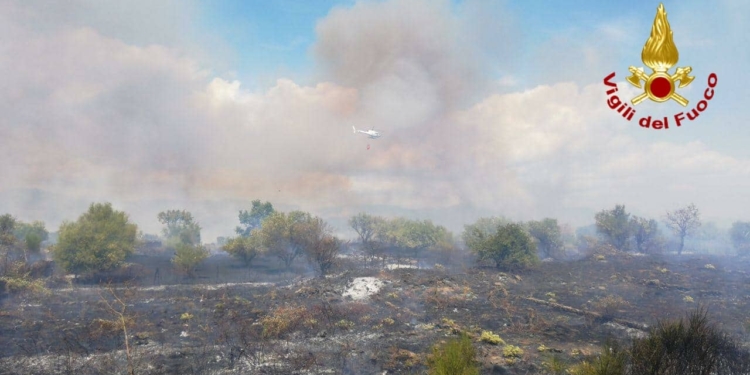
[
  {"left": 0, "top": 214, "right": 19, "bottom": 272},
  {"left": 222, "top": 231, "right": 264, "bottom": 267},
  {"left": 302, "top": 217, "right": 342, "bottom": 276},
  {"left": 393, "top": 219, "right": 447, "bottom": 267},
  {"left": 528, "top": 218, "right": 564, "bottom": 259},
  {"left": 729, "top": 221, "right": 750, "bottom": 256},
  {"left": 236, "top": 200, "right": 275, "bottom": 237},
  {"left": 375, "top": 217, "right": 402, "bottom": 263},
  {"left": 629, "top": 216, "right": 663, "bottom": 254},
  {"left": 172, "top": 242, "right": 209, "bottom": 276},
  {"left": 14, "top": 221, "right": 48, "bottom": 253},
  {"left": 664, "top": 203, "right": 701, "bottom": 255},
  {"left": 258, "top": 210, "right": 312, "bottom": 269},
  {"left": 52, "top": 203, "right": 138, "bottom": 276},
  {"left": 466, "top": 221, "right": 538, "bottom": 270},
  {"left": 0, "top": 214, "right": 17, "bottom": 248},
  {"left": 157, "top": 210, "right": 201, "bottom": 247},
  {"left": 461, "top": 216, "right": 509, "bottom": 250},
  {"left": 349, "top": 213, "right": 385, "bottom": 267},
  {"left": 595, "top": 205, "right": 631, "bottom": 251}
]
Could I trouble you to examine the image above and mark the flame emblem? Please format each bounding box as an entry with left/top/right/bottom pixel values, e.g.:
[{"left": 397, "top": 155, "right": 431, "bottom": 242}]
[{"left": 627, "top": 3, "right": 694, "bottom": 106}]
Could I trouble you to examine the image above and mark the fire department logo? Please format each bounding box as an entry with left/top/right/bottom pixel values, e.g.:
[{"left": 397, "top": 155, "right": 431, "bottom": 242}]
[
  {"left": 626, "top": 3, "right": 693, "bottom": 106},
  {"left": 603, "top": 3, "right": 717, "bottom": 130}
]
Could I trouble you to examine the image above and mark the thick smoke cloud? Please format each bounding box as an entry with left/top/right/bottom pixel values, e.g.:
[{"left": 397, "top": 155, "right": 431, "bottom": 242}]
[{"left": 0, "top": 0, "right": 749, "bottom": 241}]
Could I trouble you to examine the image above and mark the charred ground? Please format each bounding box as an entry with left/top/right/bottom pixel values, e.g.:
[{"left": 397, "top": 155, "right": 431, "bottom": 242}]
[{"left": 2, "top": 250, "right": 750, "bottom": 374}]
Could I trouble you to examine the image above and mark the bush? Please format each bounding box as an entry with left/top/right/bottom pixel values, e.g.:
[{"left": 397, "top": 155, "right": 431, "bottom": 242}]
[
  {"left": 528, "top": 218, "right": 565, "bottom": 259},
  {"left": 172, "top": 242, "right": 209, "bottom": 276},
  {"left": 630, "top": 216, "right": 664, "bottom": 254},
  {"left": 629, "top": 307, "right": 750, "bottom": 375},
  {"left": 0, "top": 275, "right": 50, "bottom": 296},
  {"left": 591, "top": 295, "right": 628, "bottom": 321},
  {"left": 568, "top": 340, "right": 626, "bottom": 375},
  {"left": 51, "top": 203, "right": 138, "bottom": 276},
  {"left": 466, "top": 222, "right": 538, "bottom": 270},
  {"left": 222, "top": 234, "right": 263, "bottom": 267},
  {"left": 595, "top": 205, "right": 631, "bottom": 251},
  {"left": 569, "top": 308, "right": 750, "bottom": 375},
  {"left": 479, "top": 330, "right": 504, "bottom": 345},
  {"left": 260, "top": 305, "right": 307, "bottom": 339},
  {"left": 503, "top": 345, "right": 524, "bottom": 358},
  {"left": 730, "top": 221, "right": 750, "bottom": 256},
  {"left": 542, "top": 355, "right": 569, "bottom": 375},
  {"left": 427, "top": 332, "right": 480, "bottom": 375}
]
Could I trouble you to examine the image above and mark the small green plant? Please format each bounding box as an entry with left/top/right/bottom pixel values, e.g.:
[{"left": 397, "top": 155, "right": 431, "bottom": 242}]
[
  {"left": 0, "top": 276, "right": 50, "bottom": 296},
  {"left": 541, "top": 355, "right": 569, "bottom": 375},
  {"left": 546, "top": 292, "right": 558, "bottom": 303},
  {"left": 503, "top": 345, "right": 524, "bottom": 358},
  {"left": 683, "top": 295, "right": 694, "bottom": 303},
  {"left": 427, "top": 332, "right": 480, "bottom": 375},
  {"left": 381, "top": 317, "right": 395, "bottom": 326},
  {"left": 180, "top": 312, "right": 194, "bottom": 321},
  {"left": 441, "top": 317, "right": 461, "bottom": 333},
  {"left": 479, "top": 331, "right": 504, "bottom": 345},
  {"left": 538, "top": 344, "right": 549, "bottom": 352},
  {"left": 569, "top": 340, "right": 626, "bottom": 375},
  {"left": 591, "top": 295, "right": 627, "bottom": 320},
  {"left": 595, "top": 255, "right": 606, "bottom": 261},
  {"left": 336, "top": 319, "right": 355, "bottom": 330}
]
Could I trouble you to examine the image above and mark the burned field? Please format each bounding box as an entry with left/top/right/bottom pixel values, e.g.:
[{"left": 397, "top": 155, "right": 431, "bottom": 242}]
[{"left": 2, "top": 252, "right": 750, "bottom": 374}]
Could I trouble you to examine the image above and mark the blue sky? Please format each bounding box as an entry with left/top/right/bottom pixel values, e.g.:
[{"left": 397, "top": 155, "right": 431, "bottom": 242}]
[
  {"left": 196, "top": 1, "right": 703, "bottom": 87},
  {"left": 197, "top": 0, "right": 350, "bottom": 86},
  {"left": 0, "top": 0, "right": 748, "bottom": 240}
]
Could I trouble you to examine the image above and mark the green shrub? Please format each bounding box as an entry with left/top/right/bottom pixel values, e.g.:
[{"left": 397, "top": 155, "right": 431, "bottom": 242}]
[
  {"left": 0, "top": 276, "right": 50, "bottom": 296},
  {"left": 465, "top": 222, "right": 539, "bottom": 270},
  {"left": 336, "top": 319, "right": 355, "bottom": 330},
  {"left": 629, "top": 307, "right": 750, "bottom": 375},
  {"left": 51, "top": 203, "right": 137, "bottom": 275},
  {"left": 479, "top": 330, "right": 504, "bottom": 345},
  {"left": 569, "top": 340, "right": 626, "bottom": 375},
  {"left": 569, "top": 309, "right": 750, "bottom": 375},
  {"left": 222, "top": 234, "right": 263, "bottom": 267},
  {"left": 503, "top": 345, "right": 524, "bottom": 358},
  {"left": 172, "top": 242, "right": 209, "bottom": 276},
  {"left": 591, "top": 295, "right": 627, "bottom": 321},
  {"left": 428, "top": 333, "right": 480, "bottom": 375},
  {"left": 729, "top": 221, "right": 750, "bottom": 255},
  {"left": 541, "top": 355, "right": 569, "bottom": 375}
]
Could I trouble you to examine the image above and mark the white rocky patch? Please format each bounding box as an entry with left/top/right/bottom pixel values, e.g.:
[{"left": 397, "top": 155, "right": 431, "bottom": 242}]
[
  {"left": 385, "top": 264, "right": 417, "bottom": 270},
  {"left": 342, "top": 277, "right": 384, "bottom": 300}
]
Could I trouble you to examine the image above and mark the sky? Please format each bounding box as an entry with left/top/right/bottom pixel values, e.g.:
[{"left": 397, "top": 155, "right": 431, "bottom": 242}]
[{"left": 1, "top": 0, "right": 749, "bottom": 241}]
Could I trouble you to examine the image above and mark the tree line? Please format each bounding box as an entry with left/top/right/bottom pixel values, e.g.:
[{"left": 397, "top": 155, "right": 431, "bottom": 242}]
[{"left": 2, "top": 201, "right": 750, "bottom": 284}]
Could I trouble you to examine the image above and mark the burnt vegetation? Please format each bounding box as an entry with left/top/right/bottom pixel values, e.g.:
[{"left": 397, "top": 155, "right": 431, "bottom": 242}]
[{"left": 2, "top": 202, "right": 750, "bottom": 374}]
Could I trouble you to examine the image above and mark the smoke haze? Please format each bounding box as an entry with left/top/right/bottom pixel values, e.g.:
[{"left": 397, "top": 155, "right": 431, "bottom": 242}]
[{"left": 1, "top": 0, "right": 749, "bottom": 240}]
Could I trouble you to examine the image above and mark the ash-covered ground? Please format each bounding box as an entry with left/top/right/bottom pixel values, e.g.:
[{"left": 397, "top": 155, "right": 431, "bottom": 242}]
[{"left": 2, "top": 251, "right": 750, "bottom": 375}]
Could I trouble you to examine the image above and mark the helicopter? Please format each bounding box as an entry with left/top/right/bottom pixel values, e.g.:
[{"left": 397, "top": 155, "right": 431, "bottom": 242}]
[{"left": 352, "top": 126, "right": 382, "bottom": 139}]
